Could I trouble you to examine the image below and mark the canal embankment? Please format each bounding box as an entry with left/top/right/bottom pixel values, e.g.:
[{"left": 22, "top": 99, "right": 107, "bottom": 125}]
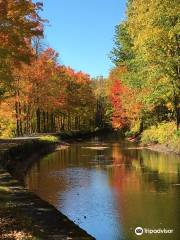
[{"left": 0, "top": 135, "right": 95, "bottom": 240}]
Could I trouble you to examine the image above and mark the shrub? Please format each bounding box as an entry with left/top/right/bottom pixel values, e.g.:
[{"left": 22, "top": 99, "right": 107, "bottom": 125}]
[
  {"left": 141, "top": 122, "right": 180, "bottom": 152},
  {"left": 125, "top": 119, "right": 143, "bottom": 137}
]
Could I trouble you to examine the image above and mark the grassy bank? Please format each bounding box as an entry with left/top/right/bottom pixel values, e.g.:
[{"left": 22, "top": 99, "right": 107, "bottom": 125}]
[{"left": 141, "top": 122, "right": 180, "bottom": 154}]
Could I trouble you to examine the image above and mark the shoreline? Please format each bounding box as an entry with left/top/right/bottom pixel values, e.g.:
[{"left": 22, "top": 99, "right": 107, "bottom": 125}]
[
  {"left": 127, "top": 137, "right": 180, "bottom": 155},
  {"left": 0, "top": 138, "right": 95, "bottom": 240},
  {"left": 143, "top": 143, "right": 180, "bottom": 155}
]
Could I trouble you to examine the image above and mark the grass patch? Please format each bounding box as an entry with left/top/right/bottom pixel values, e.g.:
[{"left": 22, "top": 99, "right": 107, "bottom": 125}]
[{"left": 39, "top": 135, "right": 59, "bottom": 142}]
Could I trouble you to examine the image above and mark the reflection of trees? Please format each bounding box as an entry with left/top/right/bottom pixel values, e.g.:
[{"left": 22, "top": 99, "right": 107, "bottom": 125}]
[
  {"left": 138, "top": 151, "right": 180, "bottom": 186},
  {"left": 26, "top": 143, "right": 111, "bottom": 207},
  {"left": 136, "top": 155, "right": 170, "bottom": 193},
  {"left": 26, "top": 153, "right": 67, "bottom": 206},
  {"left": 26, "top": 141, "right": 180, "bottom": 240},
  {"left": 108, "top": 143, "right": 180, "bottom": 193},
  {"left": 107, "top": 143, "right": 141, "bottom": 193},
  {"left": 107, "top": 143, "right": 180, "bottom": 240}
]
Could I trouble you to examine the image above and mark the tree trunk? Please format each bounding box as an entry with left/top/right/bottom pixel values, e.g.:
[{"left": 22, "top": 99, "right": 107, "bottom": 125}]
[
  {"left": 36, "top": 108, "right": 41, "bottom": 133},
  {"left": 175, "top": 101, "right": 180, "bottom": 130},
  {"left": 42, "top": 111, "right": 46, "bottom": 132},
  {"left": 78, "top": 116, "right": 81, "bottom": 130},
  {"left": 50, "top": 112, "right": 55, "bottom": 132},
  {"left": 46, "top": 112, "right": 49, "bottom": 132},
  {"left": 15, "top": 102, "right": 20, "bottom": 136},
  {"left": 139, "top": 118, "right": 144, "bottom": 134},
  {"left": 19, "top": 102, "right": 23, "bottom": 136},
  {"left": 60, "top": 115, "right": 65, "bottom": 131}
]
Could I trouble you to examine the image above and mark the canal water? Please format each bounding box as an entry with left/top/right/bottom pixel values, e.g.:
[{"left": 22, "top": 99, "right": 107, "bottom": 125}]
[{"left": 25, "top": 137, "right": 180, "bottom": 240}]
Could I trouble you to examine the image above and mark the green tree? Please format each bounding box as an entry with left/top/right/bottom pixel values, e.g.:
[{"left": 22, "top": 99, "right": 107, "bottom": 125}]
[
  {"left": 127, "top": 0, "right": 180, "bottom": 129},
  {"left": 110, "top": 22, "right": 134, "bottom": 66},
  {"left": 111, "top": 0, "right": 180, "bottom": 129}
]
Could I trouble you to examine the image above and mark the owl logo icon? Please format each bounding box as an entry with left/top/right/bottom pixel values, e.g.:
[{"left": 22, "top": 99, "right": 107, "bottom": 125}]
[{"left": 135, "top": 227, "right": 144, "bottom": 236}]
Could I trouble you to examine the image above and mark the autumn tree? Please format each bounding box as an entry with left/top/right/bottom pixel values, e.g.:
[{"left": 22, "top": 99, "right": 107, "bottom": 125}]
[
  {"left": 110, "top": 79, "right": 127, "bottom": 129},
  {"left": 127, "top": 0, "right": 180, "bottom": 129},
  {"left": 108, "top": 66, "right": 139, "bottom": 130},
  {"left": 0, "top": 0, "right": 44, "bottom": 99},
  {"left": 6, "top": 47, "right": 97, "bottom": 136},
  {"left": 110, "top": 0, "right": 180, "bottom": 130}
]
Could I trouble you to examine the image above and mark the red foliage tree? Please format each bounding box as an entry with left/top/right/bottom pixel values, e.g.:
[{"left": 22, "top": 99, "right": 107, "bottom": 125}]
[{"left": 111, "top": 79, "right": 127, "bottom": 129}]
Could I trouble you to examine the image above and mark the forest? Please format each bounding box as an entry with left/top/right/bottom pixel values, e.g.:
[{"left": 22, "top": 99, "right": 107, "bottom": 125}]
[{"left": 0, "top": 0, "right": 179, "bottom": 151}]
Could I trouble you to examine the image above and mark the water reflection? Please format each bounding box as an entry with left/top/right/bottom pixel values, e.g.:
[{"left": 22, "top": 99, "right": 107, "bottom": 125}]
[{"left": 26, "top": 139, "right": 180, "bottom": 240}]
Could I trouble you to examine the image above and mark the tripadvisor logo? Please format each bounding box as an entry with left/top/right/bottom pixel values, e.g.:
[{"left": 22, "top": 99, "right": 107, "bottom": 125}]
[
  {"left": 135, "top": 227, "right": 144, "bottom": 236},
  {"left": 134, "top": 226, "right": 174, "bottom": 236}
]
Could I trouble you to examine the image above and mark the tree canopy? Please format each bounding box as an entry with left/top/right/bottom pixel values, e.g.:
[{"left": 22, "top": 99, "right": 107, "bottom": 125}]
[{"left": 110, "top": 0, "right": 180, "bottom": 130}]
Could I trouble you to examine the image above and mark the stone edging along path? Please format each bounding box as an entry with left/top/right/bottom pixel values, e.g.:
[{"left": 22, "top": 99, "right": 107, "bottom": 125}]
[{"left": 0, "top": 139, "right": 95, "bottom": 240}]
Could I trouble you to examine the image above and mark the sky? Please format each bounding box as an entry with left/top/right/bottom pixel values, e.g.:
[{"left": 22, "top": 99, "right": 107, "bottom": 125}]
[{"left": 41, "top": 0, "right": 126, "bottom": 78}]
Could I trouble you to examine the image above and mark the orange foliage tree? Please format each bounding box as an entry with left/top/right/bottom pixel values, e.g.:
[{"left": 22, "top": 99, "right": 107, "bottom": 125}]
[
  {"left": 0, "top": 1, "right": 96, "bottom": 137},
  {"left": 109, "top": 65, "right": 143, "bottom": 130},
  {"left": 4, "top": 48, "right": 96, "bottom": 136},
  {"left": 0, "top": 0, "right": 44, "bottom": 98}
]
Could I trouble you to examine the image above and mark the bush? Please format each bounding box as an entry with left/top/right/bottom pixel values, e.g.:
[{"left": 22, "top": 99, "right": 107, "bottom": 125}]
[
  {"left": 141, "top": 122, "right": 180, "bottom": 152},
  {"left": 125, "top": 119, "right": 142, "bottom": 137},
  {"left": 125, "top": 130, "right": 133, "bottom": 138}
]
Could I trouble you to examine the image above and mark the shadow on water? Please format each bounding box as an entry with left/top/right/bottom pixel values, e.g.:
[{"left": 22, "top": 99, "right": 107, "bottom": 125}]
[{"left": 25, "top": 136, "right": 180, "bottom": 240}]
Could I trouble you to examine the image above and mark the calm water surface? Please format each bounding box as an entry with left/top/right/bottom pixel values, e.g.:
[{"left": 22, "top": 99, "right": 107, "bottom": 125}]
[{"left": 25, "top": 137, "right": 180, "bottom": 240}]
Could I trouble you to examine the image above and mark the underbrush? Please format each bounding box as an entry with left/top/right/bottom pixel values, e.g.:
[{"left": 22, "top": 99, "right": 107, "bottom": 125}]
[{"left": 141, "top": 122, "right": 180, "bottom": 153}]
